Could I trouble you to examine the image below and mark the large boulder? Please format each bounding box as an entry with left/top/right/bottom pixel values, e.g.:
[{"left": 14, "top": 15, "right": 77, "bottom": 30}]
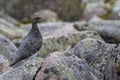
[
  {"left": 23, "top": 38, "right": 120, "bottom": 80},
  {"left": 67, "top": 38, "right": 119, "bottom": 80},
  {"left": 40, "top": 30, "right": 102, "bottom": 57},
  {"left": 34, "top": 52, "right": 103, "bottom": 80}
]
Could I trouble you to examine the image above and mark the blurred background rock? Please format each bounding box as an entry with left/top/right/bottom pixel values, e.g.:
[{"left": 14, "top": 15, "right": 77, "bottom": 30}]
[
  {"left": 0, "top": 0, "right": 117, "bottom": 22},
  {"left": 0, "top": 0, "right": 85, "bottom": 21}
]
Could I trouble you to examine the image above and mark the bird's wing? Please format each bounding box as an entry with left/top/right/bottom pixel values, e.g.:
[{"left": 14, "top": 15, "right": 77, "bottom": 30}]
[{"left": 18, "top": 36, "right": 37, "bottom": 50}]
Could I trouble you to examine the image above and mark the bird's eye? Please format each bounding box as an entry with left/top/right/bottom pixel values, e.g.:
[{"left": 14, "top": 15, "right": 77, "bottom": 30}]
[{"left": 37, "top": 17, "right": 41, "bottom": 19}]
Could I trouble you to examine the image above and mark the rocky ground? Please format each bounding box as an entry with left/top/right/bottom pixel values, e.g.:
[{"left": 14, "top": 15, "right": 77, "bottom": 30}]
[
  {"left": 0, "top": 0, "right": 120, "bottom": 80},
  {"left": 0, "top": 18, "right": 120, "bottom": 80}
]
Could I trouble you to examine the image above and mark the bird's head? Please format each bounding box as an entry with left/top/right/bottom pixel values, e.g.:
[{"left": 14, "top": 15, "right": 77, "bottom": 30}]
[{"left": 32, "top": 17, "right": 45, "bottom": 23}]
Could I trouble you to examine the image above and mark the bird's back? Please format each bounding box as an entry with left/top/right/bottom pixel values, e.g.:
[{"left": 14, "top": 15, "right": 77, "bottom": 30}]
[{"left": 16, "top": 30, "right": 42, "bottom": 60}]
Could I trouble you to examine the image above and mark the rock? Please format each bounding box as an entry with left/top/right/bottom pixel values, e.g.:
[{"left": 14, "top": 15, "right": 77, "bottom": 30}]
[
  {"left": 18, "top": 56, "right": 43, "bottom": 68},
  {"left": 0, "top": 66, "right": 34, "bottom": 80},
  {"left": 0, "top": 54, "right": 11, "bottom": 75},
  {"left": 0, "top": 34, "right": 17, "bottom": 65},
  {"left": 34, "top": 52, "right": 103, "bottom": 80},
  {"left": 0, "top": 57, "right": 43, "bottom": 80},
  {"left": 67, "top": 38, "right": 119, "bottom": 80},
  {"left": 83, "top": 2, "right": 108, "bottom": 20},
  {"left": 31, "top": 10, "right": 59, "bottom": 22},
  {"left": 0, "top": 18, "right": 27, "bottom": 40},
  {"left": 89, "top": 16, "right": 103, "bottom": 22},
  {"left": 0, "top": 11, "right": 18, "bottom": 24},
  {"left": 109, "top": 0, "right": 120, "bottom": 20},
  {"left": 40, "top": 30, "right": 102, "bottom": 57},
  {"left": 74, "top": 20, "right": 120, "bottom": 43}
]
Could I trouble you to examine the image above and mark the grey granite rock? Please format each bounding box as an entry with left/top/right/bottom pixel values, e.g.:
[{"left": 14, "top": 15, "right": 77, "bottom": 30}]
[
  {"left": 109, "top": 0, "right": 120, "bottom": 20},
  {"left": 74, "top": 20, "right": 120, "bottom": 43},
  {"left": 0, "top": 18, "right": 26, "bottom": 40},
  {"left": 0, "top": 57, "right": 43, "bottom": 80},
  {"left": 34, "top": 52, "right": 103, "bottom": 80},
  {"left": 67, "top": 38, "right": 119, "bottom": 80},
  {"left": 0, "top": 34, "right": 17, "bottom": 65}
]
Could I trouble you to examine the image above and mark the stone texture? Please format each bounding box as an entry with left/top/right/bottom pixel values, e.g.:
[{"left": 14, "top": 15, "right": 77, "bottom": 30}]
[
  {"left": 74, "top": 20, "right": 120, "bottom": 43},
  {"left": 0, "top": 18, "right": 27, "bottom": 40},
  {"left": 0, "top": 57, "right": 43, "bottom": 80},
  {"left": 67, "top": 38, "right": 119, "bottom": 80},
  {"left": 109, "top": 0, "right": 120, "bottom": 20},
  {"left": 34, "top": 52, "right": 103, "bottom": 80},
  {"left": 0, "top": 34, "right": 17, "bottom": 65},
  {"left": 0, "top": 54, "right": 11, "bottom": 75},
  {"left": 83, "top": 2, "right": 108, "bottom": 20},
  {"left": 39, "top": 30, "right": 102, "bottom": 57},
  {"left": 0, "top": 11, "right": 18, "bottom": 24}
]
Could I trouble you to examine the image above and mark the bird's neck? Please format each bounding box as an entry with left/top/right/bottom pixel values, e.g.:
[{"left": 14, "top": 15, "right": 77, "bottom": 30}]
[
  {"left": 32, "top": 22, "right": 38, "bottom": 29},
  {"left": 29, "top": 22, "right": 39, "bottom": 34}
]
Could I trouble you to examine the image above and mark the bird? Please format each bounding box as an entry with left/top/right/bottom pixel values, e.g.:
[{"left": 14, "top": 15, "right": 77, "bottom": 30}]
[{"left": 10, "top": 17, "right": 43, "bottom": 66}]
